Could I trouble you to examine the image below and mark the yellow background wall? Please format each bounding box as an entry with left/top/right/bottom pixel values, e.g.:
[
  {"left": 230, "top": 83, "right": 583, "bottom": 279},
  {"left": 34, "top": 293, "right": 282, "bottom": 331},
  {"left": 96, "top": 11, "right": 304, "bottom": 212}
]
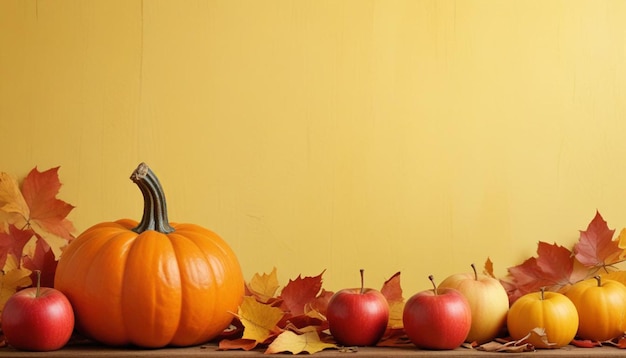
[{"left": 2, "top": 0, "right": 626, "bottom": 295}]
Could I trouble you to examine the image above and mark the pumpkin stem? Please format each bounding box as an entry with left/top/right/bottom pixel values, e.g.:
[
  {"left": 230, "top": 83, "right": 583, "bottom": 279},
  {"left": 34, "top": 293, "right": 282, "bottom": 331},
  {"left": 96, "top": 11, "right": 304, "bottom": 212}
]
[
  {"left": 130, "top": 163, "right": 175, "bottom": 234},
  {"left": 594, "top": 275, "right": 602, "bottom": 287}
]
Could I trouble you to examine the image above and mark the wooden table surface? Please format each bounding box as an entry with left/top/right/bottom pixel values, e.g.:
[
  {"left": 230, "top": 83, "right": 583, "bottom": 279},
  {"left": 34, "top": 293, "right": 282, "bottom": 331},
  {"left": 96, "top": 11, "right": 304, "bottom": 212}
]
[{"left": 1, "top": 342, "right": 624, "bottom": 357}]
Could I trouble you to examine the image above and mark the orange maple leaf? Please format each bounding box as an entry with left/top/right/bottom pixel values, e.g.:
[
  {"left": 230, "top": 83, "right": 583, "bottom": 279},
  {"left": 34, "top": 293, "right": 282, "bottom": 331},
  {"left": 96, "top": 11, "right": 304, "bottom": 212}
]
[
  {"left": 20, "top": 167, "right": 75, "bottom": 257},
  {"left": 483, "top": 257, "right": 495, "bottom": 278},
  {"left": 381, "top": 271, "right": 404, "bottom": 329}
]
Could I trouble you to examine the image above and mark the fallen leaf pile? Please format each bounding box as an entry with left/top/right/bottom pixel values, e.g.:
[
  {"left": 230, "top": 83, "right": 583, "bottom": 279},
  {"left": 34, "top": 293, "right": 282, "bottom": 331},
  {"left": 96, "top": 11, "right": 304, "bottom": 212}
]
[
  {"left": 217, "top": 268, "right": 406, "bottom": 354},
  {"left": 0, "top": 167, "right": 75, "bottom": 314}
]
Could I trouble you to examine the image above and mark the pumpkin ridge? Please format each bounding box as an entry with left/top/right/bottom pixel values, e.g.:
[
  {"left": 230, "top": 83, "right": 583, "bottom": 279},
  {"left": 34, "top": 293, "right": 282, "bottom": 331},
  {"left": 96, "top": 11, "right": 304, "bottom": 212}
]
[
  {"left": 165, "top": 231, "right": 218, "bottom": 346},
  {"left": 122, "top": 231, "right": 181, "bottom": 347},
  {"left": 54, "top": 163, "right": 245, "bottom": 348},
  {"left": 83, "top": 230, "right": 136, "bottom": 346}
]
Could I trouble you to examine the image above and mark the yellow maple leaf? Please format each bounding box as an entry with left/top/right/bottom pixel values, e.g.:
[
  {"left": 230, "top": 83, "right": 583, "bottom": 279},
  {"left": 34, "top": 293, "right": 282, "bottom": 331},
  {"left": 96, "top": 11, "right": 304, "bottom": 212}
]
[
  {"left": 0, "top": 172, "right": 30, "bottom": 232},
  {"left": 0, "top": 255, "right": 32, "bottom": 313},
  {"left": 265, "top": 330, "right": 337, "bottom": 354},
  {"left": 236, "top": 296, "right": 284, "bottom": 343},
  {"left": 247, "top": 267, "right": 279, "bottom": 303}
]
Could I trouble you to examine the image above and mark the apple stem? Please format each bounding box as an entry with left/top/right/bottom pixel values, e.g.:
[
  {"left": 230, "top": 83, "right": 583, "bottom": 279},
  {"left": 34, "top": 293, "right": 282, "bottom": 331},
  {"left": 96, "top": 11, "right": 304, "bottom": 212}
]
[
  {"left": 34, "top": 270, "right": 42, "bottom": 298},
  {"left": 471, "top": 263, "right": 478, "bottom": 280},
  {"left": 594, "top": 275, "right": 602, "bottom": 287},
  {"left": 428, "top": 275, "right": 438, "bottom": 295},
  {"left": 360, "top": 269, "right": 365, "bottom": 294}
]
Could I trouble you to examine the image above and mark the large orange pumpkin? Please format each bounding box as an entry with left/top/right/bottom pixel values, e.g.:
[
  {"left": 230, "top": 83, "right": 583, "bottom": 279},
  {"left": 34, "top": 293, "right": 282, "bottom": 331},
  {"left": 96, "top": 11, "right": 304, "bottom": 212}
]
[{"left": 54, "top": 163, "right": 244, "bottom": 348}]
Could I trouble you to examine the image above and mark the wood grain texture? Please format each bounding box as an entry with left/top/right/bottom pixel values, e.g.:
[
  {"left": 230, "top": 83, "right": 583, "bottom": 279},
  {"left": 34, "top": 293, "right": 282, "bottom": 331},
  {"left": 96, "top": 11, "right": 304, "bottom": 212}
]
[{"left": 1, "top": 342, "right": 625, "bottom": 358}]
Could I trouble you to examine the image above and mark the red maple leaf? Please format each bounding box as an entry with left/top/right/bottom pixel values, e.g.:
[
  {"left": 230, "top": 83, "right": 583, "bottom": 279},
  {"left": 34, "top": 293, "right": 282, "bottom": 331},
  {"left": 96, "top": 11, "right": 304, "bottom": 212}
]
[
  {"left": 506, "top": 242, "right": 588, "bottom": 301},
  {"left": 308, "top": 288, "right": 333, "bottom": 317},
  {"left": 278, "top": 271, "right": 325, "bottom": 316},
  {"left": 535, "top": 242, "right": 581, "bottom": 286},
  {"left": 22, "top": 237, "right": 58, "bottom": 288},
  {"left": 0, "top": 225, "right": 34, "bottom": 269},
  {"left": 506, "top": 257, "right": 549, "bottom": 295},
  {"left": 573, "top": 211, "right": 622, "bottom": 269},
  {"left": 21, "top": 167, "right": 75, "bottom": 241}
]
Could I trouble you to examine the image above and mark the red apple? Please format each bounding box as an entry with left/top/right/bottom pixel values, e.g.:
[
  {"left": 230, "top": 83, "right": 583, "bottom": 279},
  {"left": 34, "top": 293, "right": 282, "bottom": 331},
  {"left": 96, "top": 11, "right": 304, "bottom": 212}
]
[
  {"left": 327, "top": 269, "right": 390, "bottom": 346},
  {"left": 438, "top": 263, "right": 509, "bottom": 343},
  {"left": 1, "top": 271, "right": 75, "bottom": 351},
  {"left": 403, "top": 275, "right": 471, "bottom": 350}
]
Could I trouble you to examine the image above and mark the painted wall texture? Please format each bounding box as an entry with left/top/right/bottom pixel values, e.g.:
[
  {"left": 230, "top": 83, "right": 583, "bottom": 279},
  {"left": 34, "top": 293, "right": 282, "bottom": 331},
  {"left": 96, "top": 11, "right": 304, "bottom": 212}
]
[{"left": 2, "top": 0, "right": 626, "bottom": 294}]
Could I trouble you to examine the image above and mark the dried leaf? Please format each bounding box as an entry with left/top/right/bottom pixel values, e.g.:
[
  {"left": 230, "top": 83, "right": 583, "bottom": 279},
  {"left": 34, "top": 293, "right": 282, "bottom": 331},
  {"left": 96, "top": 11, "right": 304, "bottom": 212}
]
[
  {"left": 476, "top": 329, "right": 546, "bottom": 352},
  {"left": 571, "top": 339, "right": 602, "bottom": 348},
  {"left": 22, "top": 237, "right": 58, "bottom": 288},
  {"left": 19, "top": 167, "right": 75, "bottom": 259},
  {"left": 505, "top": 242, "right": 590, "bottom": 301},
  {"left": 0, "top": 255, "right": 32, "bottom": 313},
  {"left": 381, "top": 271, "right": 404, "bottom": 329},
  {"left": 0, "top": 172, "right": 30, "bottom": 230},
  {"left": 218, "top": 338, "right": 258, "bottom": 351},
  {"left": 381, "top": 272, "right": 403, "bottom": 302},
  {"left": 265, "top": 330, "right": 337, "bottom": 354},
  {"left": 279, "top": 271, "right": 325, "bottom": 316},
  {"left": 618, "top": 228, "right": 626, "bottom": 250},
  {"left": 376, "top": 327, "right": 412, "bottom": 347},
  {"left": 0, "top": 226, "right": 34, "bottom": 269},
  {"left": 483, "top": 257, "right": 495, "bottom": 278},
  {"left": 305, "top": 288, "right": 333, "bottom": 319},
  {"left": 607, "top": 336, "right": 626, "bottom": 349},
  {"left": 283, "top": 315, "right": 325, "bottom": 332},
  {"left": 236, "top": 296, "right": 284, "bottom": 344},
  {"left": 535, "top": 242, "right": 587, "bottom": 287},
  {"left": 574, "top": 211, "right": 623, "bottom": 269},
  {"left": 247, "top": 267, "right": 280, "bottom": 303}
]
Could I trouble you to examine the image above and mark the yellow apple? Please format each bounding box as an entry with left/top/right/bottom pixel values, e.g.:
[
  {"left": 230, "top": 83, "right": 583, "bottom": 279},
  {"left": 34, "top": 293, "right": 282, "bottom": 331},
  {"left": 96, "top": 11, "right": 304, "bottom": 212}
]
[{"left": 438, "top": 264, "right": 509, "bottom": 344}]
